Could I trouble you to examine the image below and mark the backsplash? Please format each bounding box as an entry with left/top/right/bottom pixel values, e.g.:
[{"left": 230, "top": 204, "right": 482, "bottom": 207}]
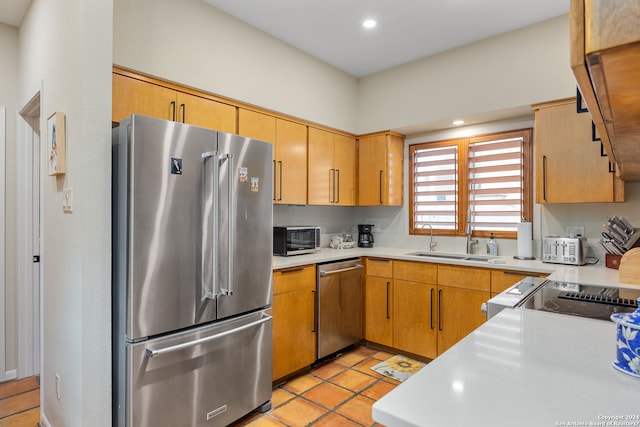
[{"left": 273, "top": 182, "right": 640, "bottom": 263}]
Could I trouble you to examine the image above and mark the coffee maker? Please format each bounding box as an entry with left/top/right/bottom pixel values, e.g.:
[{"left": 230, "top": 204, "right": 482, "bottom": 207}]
[{"left": 357, "top": 224, "right": 374, "bottom": 248}]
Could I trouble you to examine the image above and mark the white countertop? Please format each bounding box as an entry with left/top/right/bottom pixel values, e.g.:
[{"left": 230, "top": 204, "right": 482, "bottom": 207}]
[
  {"left": 273, "top": 247, "right": 635, "bottom": 289},
  {"left": 373, "top": 309, "right": 640, "bottom": 427}
]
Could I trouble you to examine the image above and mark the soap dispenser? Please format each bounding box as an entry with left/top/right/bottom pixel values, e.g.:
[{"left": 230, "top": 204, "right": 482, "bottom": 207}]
[{"left": 487, "top": 233, "right": 498, "bottom": 256}]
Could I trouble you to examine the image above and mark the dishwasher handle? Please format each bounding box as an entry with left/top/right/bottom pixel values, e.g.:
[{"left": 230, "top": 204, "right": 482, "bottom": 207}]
[{"left": 319, "top": 264, "right": 364, "bottom": 277}]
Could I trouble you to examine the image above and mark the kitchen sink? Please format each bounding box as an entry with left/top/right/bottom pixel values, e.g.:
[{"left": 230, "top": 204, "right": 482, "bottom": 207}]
[{"left": 406, "top": 252, "right": 498, "bottom": 262}]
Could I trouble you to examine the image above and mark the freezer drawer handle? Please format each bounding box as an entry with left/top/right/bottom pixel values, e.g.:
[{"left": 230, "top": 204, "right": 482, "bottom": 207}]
[
  {"left": 319, "top": 264, "right": 363, "bottom": 276},
  {"left": 145, "top": 314, "right": 272, "bottom": 358}
]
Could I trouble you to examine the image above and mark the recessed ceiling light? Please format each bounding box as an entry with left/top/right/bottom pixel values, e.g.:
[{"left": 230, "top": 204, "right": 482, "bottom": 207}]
[
  {"left": 452, "top": 120, "right": 465, "bottom": 126},
  {"left": 363, "top": 19, "right": 376, "bottom": 29}
]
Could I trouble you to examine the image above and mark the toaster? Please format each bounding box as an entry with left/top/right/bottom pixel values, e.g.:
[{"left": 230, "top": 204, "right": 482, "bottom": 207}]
[{"left": 542, "top": 236, "right": 587, "bottom": 265}]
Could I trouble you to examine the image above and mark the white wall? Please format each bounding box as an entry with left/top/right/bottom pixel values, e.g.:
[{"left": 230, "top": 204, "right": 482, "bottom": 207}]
[
  {"left": 356, "top": 15, "right": 574, "bottom": 135},
  {"left": 18, "top": 0, "right": 113, "bottom": 426},
  {"left": 113, "top": 0, "right": 358, "bottom": 134},
  {"left": 0, "top": 22, "right": 19, "bottom": 378}
]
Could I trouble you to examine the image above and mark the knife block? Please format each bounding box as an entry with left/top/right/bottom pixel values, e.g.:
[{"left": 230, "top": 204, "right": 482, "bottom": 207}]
[{"left": 619, "top": 248, "right": 640, "bottom": 285}]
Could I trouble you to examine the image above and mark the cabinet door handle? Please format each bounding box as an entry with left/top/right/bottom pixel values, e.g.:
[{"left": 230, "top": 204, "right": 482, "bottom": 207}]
[
  {"left": 379, "top": 170, "right": 384, "bottom": 204},
  {"left": 386, "top": 281, "right": 391, "bottom": 320},
  {"left": 273, "top": 160, "right": 276, "bottom": 201},
  {"left": 278, "top": 161, "right": 283, "bottom": 201},
  {"left": 542, "top": 155, "right": 547, "bottom": 201},
  {"left": 170, "top": 101, "right": 176, "bottom": 122},
  {"left": 336, "top": 169, "right": 340, "bottom": 204},
  {"left": 311, "top": 290, "right": 317, "bottom": 333},
  {"left": 438, "top": 289, "right": 443, "bottom": 331},
  {"left": 430, "top": 288, "right": 435, "bottom": 330},
  {"left": 180, "top": 103, "right": 186, "bottom": 123},
  {"left": 329, "top": 168, "right": 335, "bottom": 203}
]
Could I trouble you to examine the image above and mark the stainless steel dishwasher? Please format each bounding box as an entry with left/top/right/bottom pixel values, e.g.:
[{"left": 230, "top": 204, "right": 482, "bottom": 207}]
[{"left": 317, "top": 258, "right": 364, "bottom": 359}]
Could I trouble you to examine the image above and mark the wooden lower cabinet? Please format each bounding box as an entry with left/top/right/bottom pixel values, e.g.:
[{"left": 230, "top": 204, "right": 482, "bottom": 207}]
[
  {"left": 364, "top": 275, "right": 393, "bottom": 347},
  {"left": 272, "top": 265, "right": 316, "bottom": 381},
  {"left": 436, "top": 286, "right": 489, "bottom": 354},
  {"left": 365, "top": 259, "right": 492, "bottom": 359},
  {"left": 393, "top": 279, "right": 438, "bottom": 359}
]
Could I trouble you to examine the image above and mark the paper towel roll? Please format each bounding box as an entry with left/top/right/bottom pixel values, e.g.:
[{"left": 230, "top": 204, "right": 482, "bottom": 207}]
[{"left": 517, "top": 222, "right": 533, "bottom": 259}]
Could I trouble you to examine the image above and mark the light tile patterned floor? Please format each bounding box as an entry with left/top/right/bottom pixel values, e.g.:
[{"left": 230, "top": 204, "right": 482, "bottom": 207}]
[{"left": 233, "top": 346, "right": 399, "bottom": 427}]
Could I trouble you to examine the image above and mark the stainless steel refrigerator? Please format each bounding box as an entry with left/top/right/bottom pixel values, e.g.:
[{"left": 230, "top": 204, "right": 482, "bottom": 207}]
[{"left": 112, "top": 114, "right": 273, "bottom": 427}]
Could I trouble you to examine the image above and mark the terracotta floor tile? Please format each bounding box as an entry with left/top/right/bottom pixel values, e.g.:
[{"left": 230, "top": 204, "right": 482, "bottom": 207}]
[
  {"left": 281, "top": 374, "right": 323, "bottom": 395},
  {"left": 241, "top": 414, "right": 288, "bottom": 427},
  {"left": 311, "top": 412, "right": 363, "bottom": 427},
  {"left": 352, "top": 358, "right": 385, "bottom": 378},
  {"left": 329, "top": 369, "right": 377, "bottom": 393},
  {"left": 370, "top": 350, "right": 394, "bottom": 361},
  {"left": 302, "top": 382, "right": 354, "bottom": 410},
  {"left": 362, "top": 379, "right": 396, "bottom": 401},
  {"left": 336, "top": 395, "right": 376, "bottom": 426},
  {"left": 311, "top": 361, "right": 348, "bottom": 380},
  {"left": 270, "top": 398, "right": 326, "bottom": 427},
  {"left": 335, "top": 351, "right": 368, "bottom": 367},
  {"left": 271, "top": 387, "right": 296, "bottom": 408},
  {"left": 382, "top": 376, "right": 402, "bottom": 386},
  {"left": 352, "top": 346, "right": 378, "bottom": 358}
]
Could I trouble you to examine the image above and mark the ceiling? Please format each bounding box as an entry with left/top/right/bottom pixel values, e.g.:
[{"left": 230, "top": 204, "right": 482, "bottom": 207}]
[
  {"left": 0, "top": 0, "right": 31, "bottom": 27},
  {"left": 203, "top": 0, "right": 569, "bottom": 77},
  {"left": 2, "top": 0, "right": 568, "bottom": 77}
]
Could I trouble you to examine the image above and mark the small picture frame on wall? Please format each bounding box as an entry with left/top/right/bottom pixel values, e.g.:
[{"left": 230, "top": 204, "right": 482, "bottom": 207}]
[{"left": 47, "top": 112, "right": 66, "bottom": 176}]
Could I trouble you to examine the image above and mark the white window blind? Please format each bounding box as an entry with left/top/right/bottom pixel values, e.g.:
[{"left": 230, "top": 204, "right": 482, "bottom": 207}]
[
  {"left": 468, "top": 134, "right": 525, "bottom": 232},
  {"left": 411, "top": 144, "right": 458, "bottom": 230}
]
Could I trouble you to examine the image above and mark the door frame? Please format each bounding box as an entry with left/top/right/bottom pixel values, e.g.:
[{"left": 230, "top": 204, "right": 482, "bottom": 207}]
[
  {"left": 0, "top": 107, "right": 6, "bottom": 380},
  {"left": 17, "top": 91, "right": 42, "bottom": 378}
]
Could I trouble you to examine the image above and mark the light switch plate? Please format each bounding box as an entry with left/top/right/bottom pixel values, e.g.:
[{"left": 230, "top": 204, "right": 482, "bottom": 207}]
[{"left": 62, "top": 188, "right": 73, "bottom": 213}]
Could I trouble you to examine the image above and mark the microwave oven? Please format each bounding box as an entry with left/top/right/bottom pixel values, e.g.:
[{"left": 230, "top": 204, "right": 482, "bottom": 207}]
[{"left": 273, "top": 226, "right": 321, "bottom": 256}]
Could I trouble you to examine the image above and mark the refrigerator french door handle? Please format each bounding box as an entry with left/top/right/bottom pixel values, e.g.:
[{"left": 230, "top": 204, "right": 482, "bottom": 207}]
[
  {"left": 220, "top": 153, "right": 234, "bottom": 296},
  {"left": 201, "top": 151, "right": 219, "bottom": 301},
  {"left": 144, "top": 314, "right": 272, "bottom": 358}
]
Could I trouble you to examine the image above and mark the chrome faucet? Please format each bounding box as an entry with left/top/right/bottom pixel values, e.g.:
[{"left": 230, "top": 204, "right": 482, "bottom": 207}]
[
  {"left": 465, "top": 212, "right": 478, "bottom": 254},
  {"left": 421, "top": 223, "right": 437, "bottom": 252}
]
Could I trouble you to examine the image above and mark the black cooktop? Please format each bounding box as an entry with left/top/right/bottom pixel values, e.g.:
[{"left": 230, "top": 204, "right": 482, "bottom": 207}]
[{"left": 517, "top": 280, "right": 640, "bottom": 321}]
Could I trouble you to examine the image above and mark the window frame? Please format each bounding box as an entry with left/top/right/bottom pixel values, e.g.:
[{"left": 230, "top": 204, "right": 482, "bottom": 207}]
[{"left": 409, "top": 128, "right": 533, "bottom": 239}]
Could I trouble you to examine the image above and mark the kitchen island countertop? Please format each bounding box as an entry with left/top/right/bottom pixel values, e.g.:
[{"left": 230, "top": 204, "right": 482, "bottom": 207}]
[
  {"left": 373, "top": 308, "right": 640, "bottom": 427},
  {"left": 273, "top": 247, "right": 633, "bottom": 289}
]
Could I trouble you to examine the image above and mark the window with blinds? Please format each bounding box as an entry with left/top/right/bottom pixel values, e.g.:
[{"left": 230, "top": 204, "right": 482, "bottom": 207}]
[
  {"left": 410, "top": 142, "right": 459, "bottom": 231},
  {"left": 409, "top": 129, "right": 532, "bottom": 238}
]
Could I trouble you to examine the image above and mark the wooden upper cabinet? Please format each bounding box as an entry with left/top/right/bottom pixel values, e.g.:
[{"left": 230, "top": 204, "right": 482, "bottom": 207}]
[
  {"left": 113, "top": 73, "right": 176, "bottom": 123},
  {"left": 533, "top": 98, "right": 623, "bottom": 203},
  {"left": 238, "top": 108, "right": 276, "bottom": 144},
  {"left": 112, "top": 71, "right": 237, "bottom": 133},
  {"left": 570, "top": 0, "right": 640, "bottom": 181},
  {"left": 308, "top": 127, "right": 356, "bottom": 206},
  {"left": 274, "top": 119, "right": 307, "bottom": 205},
  {"left": 358, "top": 132, "right": 404, "bottom": 206},
  {"left": 175, "top": 92, "right": 236, "bottom": 133}
]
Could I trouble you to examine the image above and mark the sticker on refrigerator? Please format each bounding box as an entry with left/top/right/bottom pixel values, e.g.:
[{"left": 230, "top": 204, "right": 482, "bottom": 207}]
[
  {"left": 250, "top": 177, "right": 259, "bottom": 192},
  {"left": 239, "top": 167, "right": 248, "bottom": 183},
  {"left": 171, "top": 157, "right": 183, "bottom": 175}
]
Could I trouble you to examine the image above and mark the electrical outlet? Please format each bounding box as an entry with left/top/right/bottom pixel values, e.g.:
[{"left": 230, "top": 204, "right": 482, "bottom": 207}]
[
  {"left": 566, "top": 226, "right": 585, "bottom": 238},
  {"left": 55, "top": 373, "right": 61, "bottom": 400}
]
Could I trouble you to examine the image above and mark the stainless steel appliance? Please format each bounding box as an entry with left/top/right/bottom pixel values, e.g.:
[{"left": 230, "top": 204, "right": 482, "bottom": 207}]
[
  {"left": 317, "top": 258, "right": 364, "bottom": 359},
  {"left": 273, "top": 225, "right": 321, "bottom": 256},
  {"left": 517, "top": 280, "right": 640, "bottom": 321},
  {"left": 357, "top": 224, "right": 374, "bottom": 248},
  {"left": 481, "top": 276, "right": 547, "bottom": 319},
  {"left": 112, "top": 114, "right": 273, "bottom": 427},
  {"left": 542, "top": 236, "right": 587, "bottom": 265}
]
